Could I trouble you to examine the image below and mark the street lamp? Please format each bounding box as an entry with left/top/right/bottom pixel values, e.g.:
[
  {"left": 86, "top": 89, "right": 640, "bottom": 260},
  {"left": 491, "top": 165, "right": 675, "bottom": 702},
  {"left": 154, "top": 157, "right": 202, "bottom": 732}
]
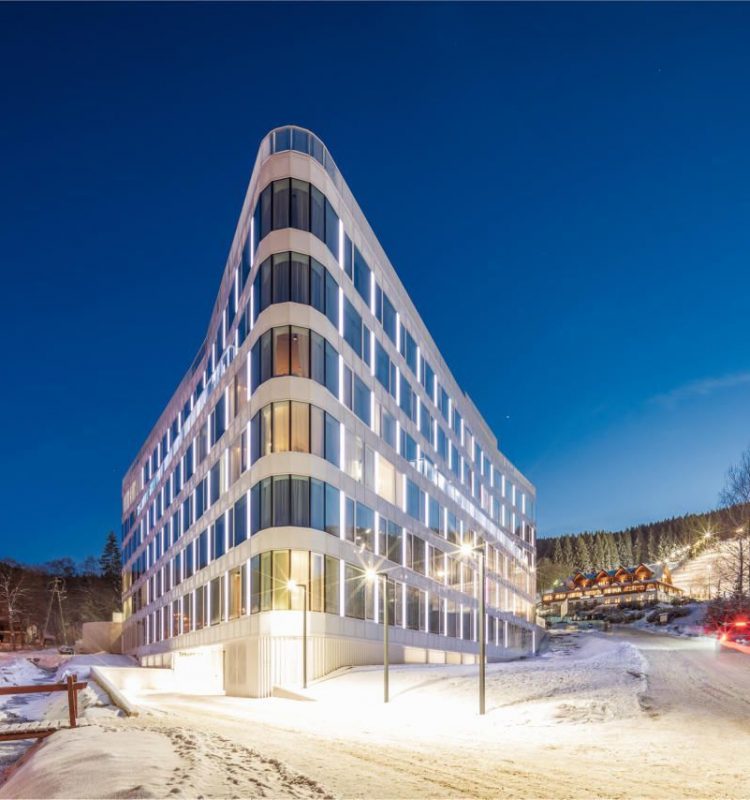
[
  {"left": 286, "top": 579, "right": 308, "bottom": 689},
  {"left": 366, "top": 568, "right": 390, "bottom": 703},
  {"left": 460, "top": 541, "right": 487, "bottom": 716}
]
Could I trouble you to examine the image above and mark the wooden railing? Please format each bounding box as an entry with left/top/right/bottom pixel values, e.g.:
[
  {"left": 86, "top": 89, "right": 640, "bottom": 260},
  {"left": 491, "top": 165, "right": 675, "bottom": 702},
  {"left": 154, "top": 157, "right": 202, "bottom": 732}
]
[{"left": 0, "top": 674, "right": 88, "bottom": 741}]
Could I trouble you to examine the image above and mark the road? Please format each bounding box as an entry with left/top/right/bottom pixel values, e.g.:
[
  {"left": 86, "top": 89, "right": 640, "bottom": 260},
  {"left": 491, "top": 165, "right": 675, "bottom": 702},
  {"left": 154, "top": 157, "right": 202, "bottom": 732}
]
[
  {"left": 607, "top": 626, "right": 750, "bottom": 726},
  {"left": 128, "top": 630, "right": 750, "bottom": 799}
]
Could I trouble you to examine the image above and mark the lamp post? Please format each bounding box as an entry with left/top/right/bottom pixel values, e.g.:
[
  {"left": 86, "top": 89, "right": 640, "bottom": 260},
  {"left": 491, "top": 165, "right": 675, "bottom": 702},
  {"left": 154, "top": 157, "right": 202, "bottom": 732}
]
[
  {"left": 461, "top": 542, "right": 486, "bottom": 715},
  {"left": 287, "top": 580, "right": 308, "bottom": 689},
  {"left": 366, "top": 568, "right": 390, "bottom": 703}
]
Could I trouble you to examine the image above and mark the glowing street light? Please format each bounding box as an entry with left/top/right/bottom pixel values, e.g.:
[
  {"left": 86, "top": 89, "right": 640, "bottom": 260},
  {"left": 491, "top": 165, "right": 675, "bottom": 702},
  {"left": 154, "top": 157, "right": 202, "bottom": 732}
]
[
  {"left": 287, "top": 579, "right": 308, "bottom": 689},
  {"left": 460, "top": 541, "right": 487, "bottom": 716},
  {"left": 366, "top": 567, "right": 390, "bottom": 703}
]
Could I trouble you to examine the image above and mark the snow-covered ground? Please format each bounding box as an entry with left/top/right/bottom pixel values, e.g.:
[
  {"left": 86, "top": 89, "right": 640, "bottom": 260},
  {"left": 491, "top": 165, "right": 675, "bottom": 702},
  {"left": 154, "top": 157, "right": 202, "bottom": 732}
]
[
  {"left": 0, "top": 651, "right": 58, "bottom": 776},
  {"left": 2, "top": 631, "right": 750, "bottom": 798},
  {"left": 628, "top": 600, "right": 707, "bottom": 637},
  {"left": 0, "top": 650, "right": 129, "bottom": 780}
]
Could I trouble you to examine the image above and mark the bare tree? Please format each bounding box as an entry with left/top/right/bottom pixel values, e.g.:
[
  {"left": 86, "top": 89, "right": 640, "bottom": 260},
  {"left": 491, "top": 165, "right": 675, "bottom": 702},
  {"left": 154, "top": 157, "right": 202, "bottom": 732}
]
[
  {"left": 0, "top": 561, "right": 29, "bottom": 650},
  {"left": 718, "top": 447, "right": 750, "bottom": 598}
]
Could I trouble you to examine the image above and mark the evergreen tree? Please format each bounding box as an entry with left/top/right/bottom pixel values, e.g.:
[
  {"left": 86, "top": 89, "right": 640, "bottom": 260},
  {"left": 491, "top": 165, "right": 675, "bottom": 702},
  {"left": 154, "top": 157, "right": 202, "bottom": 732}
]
[
  {"left": 562, "top": 536, "right": 575, "bottom": 570},
  {"left": 552, "top": 538, "right": 564, "bottom": 566},
  {"left": 633, "top": 528, "right": 644, "bottom": 563},
  {"left": 592, "top": 533, "right": 607, "bottom": 568},
  {"left": 99, "top": 531, "right": 122, "bottom": 612},
  {"left": 573, "top": 535, "right": 591, "bottom": 572},
  {"left": 620, "top": 531, "right": 634, "bottom": 565}
]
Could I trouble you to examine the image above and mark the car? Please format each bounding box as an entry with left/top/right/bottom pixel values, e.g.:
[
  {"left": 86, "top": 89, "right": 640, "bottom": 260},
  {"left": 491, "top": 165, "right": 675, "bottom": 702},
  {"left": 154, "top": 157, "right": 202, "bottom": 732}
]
[{"left": 717, "top": 620, "right": 750, "bottom": 654}]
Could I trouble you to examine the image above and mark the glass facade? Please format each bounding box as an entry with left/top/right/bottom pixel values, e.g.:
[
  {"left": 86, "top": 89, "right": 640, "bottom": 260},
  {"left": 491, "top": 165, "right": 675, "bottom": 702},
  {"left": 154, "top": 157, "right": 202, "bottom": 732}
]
[{"left": 121, "top": 125, "right": 536, "bottom": 665}]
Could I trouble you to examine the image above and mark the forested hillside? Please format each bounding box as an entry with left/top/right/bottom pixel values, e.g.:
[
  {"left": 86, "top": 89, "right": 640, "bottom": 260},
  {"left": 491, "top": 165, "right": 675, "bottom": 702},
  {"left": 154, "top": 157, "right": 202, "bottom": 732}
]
[{"left": 537, "top": 504, "right": 749, "bottom": 593}]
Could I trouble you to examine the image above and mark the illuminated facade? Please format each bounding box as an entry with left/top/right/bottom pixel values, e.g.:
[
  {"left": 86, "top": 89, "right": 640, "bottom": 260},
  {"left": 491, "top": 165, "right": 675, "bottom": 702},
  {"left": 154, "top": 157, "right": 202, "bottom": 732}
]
[
  {"left": 540, "top": 563, "right": 684, "bottom": 619},
  {"left": 121, "top": 126, "right": 537, "bottom": 696}
]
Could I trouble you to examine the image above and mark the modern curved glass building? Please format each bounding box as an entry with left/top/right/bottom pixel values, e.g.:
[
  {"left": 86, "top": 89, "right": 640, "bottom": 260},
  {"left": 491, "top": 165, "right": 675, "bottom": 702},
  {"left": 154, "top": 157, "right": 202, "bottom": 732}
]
[{"left": 121, "top": 127, "right": 538, "bottom": 696}]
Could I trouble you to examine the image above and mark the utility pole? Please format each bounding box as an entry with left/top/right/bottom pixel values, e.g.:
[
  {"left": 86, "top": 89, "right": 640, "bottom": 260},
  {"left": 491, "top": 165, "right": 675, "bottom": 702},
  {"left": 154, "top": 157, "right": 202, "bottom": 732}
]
[{"left": 43, "top": 578, "right": 68, "bottom": 646}]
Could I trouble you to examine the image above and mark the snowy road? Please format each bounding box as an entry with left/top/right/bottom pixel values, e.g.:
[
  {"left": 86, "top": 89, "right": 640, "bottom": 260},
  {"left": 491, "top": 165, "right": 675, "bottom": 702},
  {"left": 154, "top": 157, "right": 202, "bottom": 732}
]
[
  {"left": 125, "top": 630, "right": 750, "bottom": 799},
  {"left": 605, "top": 627, "right": 750, "bottom": 726}
]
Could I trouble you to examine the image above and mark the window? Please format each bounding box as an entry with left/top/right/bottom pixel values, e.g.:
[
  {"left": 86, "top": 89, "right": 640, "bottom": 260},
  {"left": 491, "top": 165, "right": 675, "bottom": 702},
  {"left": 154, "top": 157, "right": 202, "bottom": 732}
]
[
  {"left": 400, "top": 374, "right": 415, "bottom": 421},
  {"left": 272, "top": 179, "right": 290, "bottom": 230},
  {"left": 325, "top": 413, "right": 340, "bottom": 466},
  {"left": 290, "top": 327, "right": 310, "bottom": 377},
  {"left": 195, "top": 478, "right": 206, "bottom": 520},
  {"left": 290, "top": 179, "right": 309, "bottom": 231},
  {"left": 310, "top": 553, "right": 324, "bottom": 613},
  {"left": 210, "top": 576, "right": 222, "bottom": 625},
  {"left": 325, "top": 199, "right": 339, "bottom": 259},
  {"left": 253, "top": 325, "right": 338, "bottom": 398},
  {"left": 250, "top": 475, "right": 341, "bottom": 536},
  {"left": 325, "top": 483, "right": 340, "bottom": 536},
  {"left": 260, "top": 185, "right": 272, "bottom": 239},
  {"left": 439, "top": 386, "right": 450, "bottom": 420},
  {"left": 355, "top": 503, "right": 375, "bottom": 552},
  {"left": 311, "top": 332, "right": 325, "bottom": 386},
  {"left": 272, "top": 550, "right": 290, "bottom": 610},
  {"left": 325, "top": 556, "right": 339, "bottom": 614},
  {"left": 429, "top": 497, "right": 442, "bottom": 535},
  {"left": 228, "top": 565, "right": 245, "bottom": 619},
  {"left": 325, "top": 271, "right": 339, "bottom": 329},
  {"left": 345, "top": 564, "right": 365, "bottom": 620},
  {"left": 344, "top": 298, "right": 362, "bottom": 357},
  {"left": 311, "top": 478, "right": 324, "bottom": 531},
  {"left": 310, "top": 259, "right": 324, "bottom": 313},
  {"left": 344, "top": 234, "right": 353, "bottom": 278},
  {"left": 233, "top": 495, "right": 247, "bottom": 545},
  {"left": 406, "top": 479, "right": 424, "bottom": 522},
  {"left": 273, "top": 327, "right": 290, "bottom": 376},
  {"left": 420, "top": 402, "right": 433, "bottom": 444},
  {"left": 291, "top": 476, "right": 310, "bottom": 527},
  {"left": 379, "top": 517, "right": 402, "bottom": 564},
  {"left": 198, "top": 530, "right": 208, "bottom": 569},
  {"left": 377, "top": 455, "right": 396, "bottom": 504},
  {"left": 353, "top": 374, "right": 371, "bottom": 425},
  {"left": 382, "top": 293, "right": 397, "bottom": 343},
  {"left": 400, "top": 327, "right": 417, "bottom": 375},
  {"left": 290, "top": 252, "right": 309, "bottom": 304},
  {"left": 325, "top": 341, "right": 339, "bottom": 397},
  {"left": 375, "top": 341, "right": 390, "bottom": 392},
  {"left": 381, "top": 409, "right": 396, "bottom": 450},
  {"left": 272, "top": 475, "right": 290, "bottom": 527},
  {"left": 310, "top": 185, "right": 325, "bottom": 240},
  {"left": 400, "top": 430, "right": 417, "bottom": 465},
  {"left": 353, "top": 247, "right": 371, "bottom": 304},
  {"left": 273, "top": 402, "right": 290, "bottom": 452},
  {"left": 272, "top": 252, "right": 290, "bottom": 303},
  {"left": 211, "top": 396, "right": 226, "bottom": 446},
  {"left": 212, "top": 517, "right": 225, "bottom": 559},
  {"left": 291, "top": 402, "right": 309, "bottom": 452}
]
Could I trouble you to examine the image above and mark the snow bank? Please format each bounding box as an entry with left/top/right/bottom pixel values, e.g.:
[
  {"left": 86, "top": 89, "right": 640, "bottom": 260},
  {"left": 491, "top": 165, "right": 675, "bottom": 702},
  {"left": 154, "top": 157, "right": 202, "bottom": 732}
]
[
  {"left": 630, "top": 602, "right": 707, "bottom": 637},
  {"left": 0, "top": 726, "right": 180, "bottom": 799},
  {"left": 0, "top": 718, "right": 333, "bottom": 799}
]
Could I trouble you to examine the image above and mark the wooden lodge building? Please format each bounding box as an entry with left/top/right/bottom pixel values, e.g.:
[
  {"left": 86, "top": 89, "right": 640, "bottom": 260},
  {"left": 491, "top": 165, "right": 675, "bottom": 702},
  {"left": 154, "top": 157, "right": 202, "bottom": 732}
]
[{"left": 540, "top": 563, "right": 684, "bottom": 619}]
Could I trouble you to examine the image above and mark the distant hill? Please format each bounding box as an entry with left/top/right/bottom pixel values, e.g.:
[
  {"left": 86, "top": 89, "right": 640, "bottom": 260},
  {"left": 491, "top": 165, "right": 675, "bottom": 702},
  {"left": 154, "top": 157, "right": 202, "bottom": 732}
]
[{"left": 536, "top": 504, "right": 749, "bottom": 593}]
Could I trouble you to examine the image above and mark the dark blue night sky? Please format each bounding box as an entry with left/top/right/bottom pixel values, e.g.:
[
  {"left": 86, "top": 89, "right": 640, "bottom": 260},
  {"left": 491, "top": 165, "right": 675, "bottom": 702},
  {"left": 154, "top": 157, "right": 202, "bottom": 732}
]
[{"left": 3, "top": 2, "right": 750, "bottom": 563}]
